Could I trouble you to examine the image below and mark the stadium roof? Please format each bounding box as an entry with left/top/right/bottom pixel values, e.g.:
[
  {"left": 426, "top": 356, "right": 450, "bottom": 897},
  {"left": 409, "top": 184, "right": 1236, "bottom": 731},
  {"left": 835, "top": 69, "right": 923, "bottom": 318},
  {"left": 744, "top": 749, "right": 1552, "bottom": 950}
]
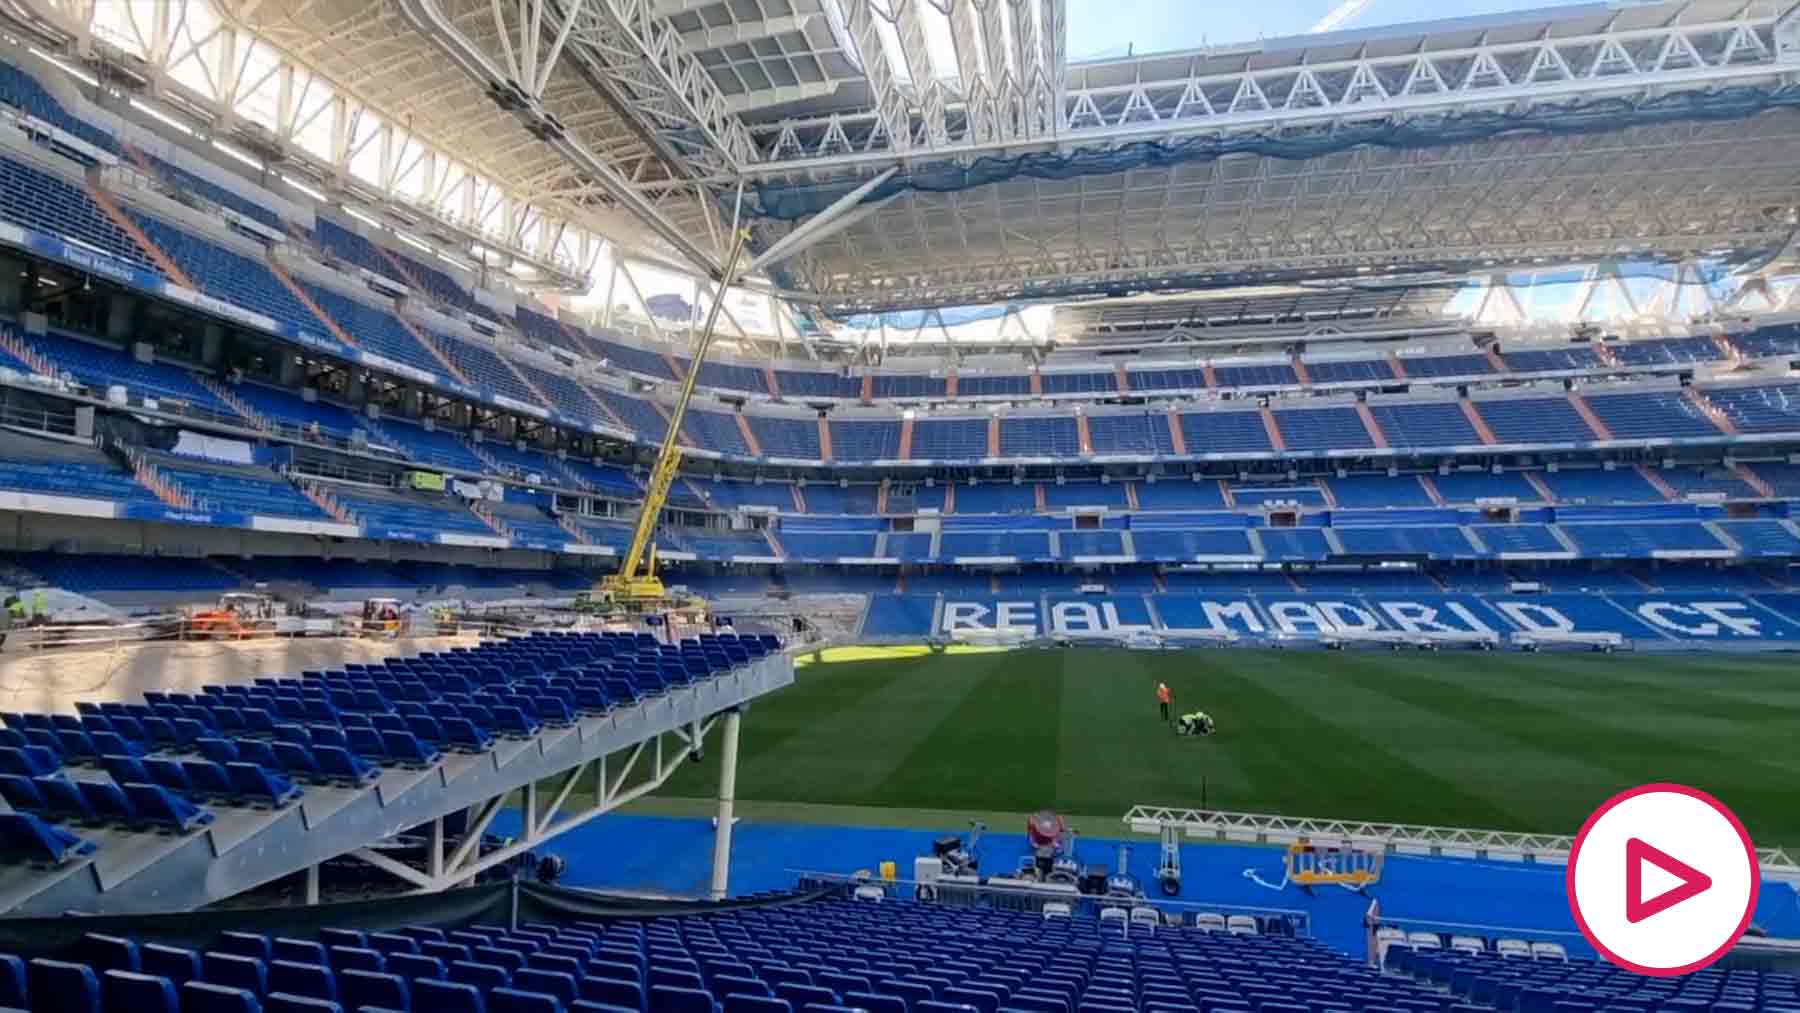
[{"left": 12, "top": 0, "right": 1800, "bottom": 322}]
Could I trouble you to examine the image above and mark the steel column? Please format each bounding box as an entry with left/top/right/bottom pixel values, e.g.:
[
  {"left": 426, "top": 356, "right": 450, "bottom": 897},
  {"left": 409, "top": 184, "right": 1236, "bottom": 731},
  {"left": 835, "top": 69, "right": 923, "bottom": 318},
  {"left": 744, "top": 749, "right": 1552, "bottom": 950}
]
[{"left": 709, "top": 707, "right": 742, "bottom": 900}]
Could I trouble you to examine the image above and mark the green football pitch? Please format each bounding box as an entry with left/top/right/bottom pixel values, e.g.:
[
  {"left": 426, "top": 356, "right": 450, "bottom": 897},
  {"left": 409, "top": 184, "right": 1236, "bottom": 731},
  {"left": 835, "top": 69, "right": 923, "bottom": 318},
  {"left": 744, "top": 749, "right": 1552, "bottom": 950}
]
[{"left": 650, "top": 647, "right": 1800, "bottom": 846}]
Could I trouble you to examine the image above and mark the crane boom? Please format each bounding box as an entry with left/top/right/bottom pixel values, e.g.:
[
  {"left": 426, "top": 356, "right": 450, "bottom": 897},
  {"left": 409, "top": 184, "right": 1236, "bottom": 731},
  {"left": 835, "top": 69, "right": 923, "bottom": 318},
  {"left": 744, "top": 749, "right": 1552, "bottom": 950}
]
[{"left": 599, "top": 228, "right": 752, "bottom": 605}]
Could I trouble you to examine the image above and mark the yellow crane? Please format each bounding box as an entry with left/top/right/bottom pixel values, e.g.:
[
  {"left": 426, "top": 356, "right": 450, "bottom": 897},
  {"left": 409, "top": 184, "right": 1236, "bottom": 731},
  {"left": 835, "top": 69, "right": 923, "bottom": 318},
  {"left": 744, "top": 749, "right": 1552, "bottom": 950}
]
[{"left": 597, "top": 227, "right": 752, "bottom": 608}]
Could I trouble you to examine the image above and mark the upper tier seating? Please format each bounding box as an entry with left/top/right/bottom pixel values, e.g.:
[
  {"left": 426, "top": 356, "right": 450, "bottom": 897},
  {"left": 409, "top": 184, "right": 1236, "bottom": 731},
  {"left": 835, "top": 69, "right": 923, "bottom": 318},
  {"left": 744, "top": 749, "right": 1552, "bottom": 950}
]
[
  {"left": 1178, "top": 410, "right": 1272, "bottom": 455},
  {"left": 1537, "top": 467, "right": 1662, "bottom": 503},
  {"left": 1470, "top": 524, "right": 1566, "bottom": 554},
  {"left": 147, "top": 454, "right": 327, "bottom": 520},
  {"left": 956, "top": 374, "right": 1032, "bottom": 397},
  {"left": 1132, "top": 528, "right": 1256, "bottom": 559},
  {"left": 485, "top": 501, "right": 571, "bottom": 546},
  {"left": 1583, "top": 389, "right": 1720, "bottom": 440},
  {"left": 517, "top": 306, "right": 594, "bottom": 360},
  {"left": 1502, "top": 345, "right": 1603, "bottom": 372},
  {"left": 700, "top": 480, "right": 793, "bottom": 511},
  {"left": 226, "top": 385, "right": 364, "bottom": 440},
  {"left": 1213, "top": 362, "right": 1296, "bottom": 388},
  {"left": 550, "top": 459, "right": 639, "bottom": 498},
  {"left": 330, "top": 486, "right": 493, "bottom": 539},
  {"left": 685, "top": 359, "right": 767, "bottom": 395},
  {"left": 1328, "top": 475, "right": 1433, "bottom": 508},
  {"left": 1704, "top": 384, "right": 1800, "bottom": 434},
  {"left": 1255, "top": 528, "right": 1331, "bottom": 560},
  {"left": 912, "top": 419, "right": 988, "bottom": 460},
  {"left": 1397, "top": 352, "right": 1491, "bottom": 377},
  {"left": 512, "top": 361, "right": 608, "bottom": 429},
  {"left": 1430, "top": 470, "right": 1545, "bottom": 503},
  {"left": 29, "top": 332, "right": 228, "bottom": 413},
  {"left": 939, "top": 530, "right": 1052, "bottom": 559},
  {"left": 773, "top": 368, "right": 860, "bottom": 399},
  {"left": 665, "top": 528, "right": 774, "bottom": 558},
  {"left": 1656, "top": 465, "right": 1759, "bottom": 499},
  {"left": 595, "top": 390, "right": 668, "bottom": 441},
  {"left": 439, "top": 334, "right": 543, "bottom": 407},
  {"left": 0, "top": 61, "right": 119, "bottom": 155},
  {"left": 954, "top": 482, "right": 1037, "bottom": 514},
  {"left": 1128, "top": 366, "right": 1208, "bottom": 391},
  {"left": 828, "top": 420, "right": 902, "bottom": 461},
  {"left": 129, "top": 215, "right": 322, "bottom": 339},
  {"left": 1059, "top": 530, "right": 1126, "bottom": 557},
  {"left": 684, "top": 409, "right": 752, "bottom": 456},
  {"left": 871, "top": 374, "right": 945, "bottom": 399},
  {"left": 1473, "top": 396, "right": 1593, "bottom": 444},
  {"left": 1133, "top": 480, "right": 1228, "bottom": 510},
  {"left": 1305, "top": 357, "right": 1392, "bottom": 384},
  {"left": 144, "top": 152, "right": 279, "bottom": 230},
  {"left": 796, "top": 484, "right": 878, "bottom": 515},
  {"left": 1087, "top": 413, "right": 1176, "bottom": 456},
  {"left": 311, "top": 218, "right": 393, "bottom": 280},
  {"left": 0, "top": 432, "right": 159, "bottom": 508},
  {"left": 1610, "top": 336, "right": 1721, "bottom": 366},
  {"left": 1000, "top": 417, "right": 1081, "bottom": 457},
  {"left": 1, "top": 157, "right": 158, "bottom": 274},
  {"left": 1040, "top": 370, "right": 1116, "bottom": 394},
  {"left": 1561, "top": 523, "right": 1729, "bottom": 556},
  {"left": 1045, "top": 481, "right": 1128, "bottom": 509},
  {"left": 1368, "top": 402, "right": 1479, "bottom": 448},
  {"left": 302, "top": 285, "right": 442, "bottom": 378},
  {"left": 1273, "top": 407, "right": 1370, "bottom": 453},
  {"left": 591, "top": 335, "right": 678, "bottom": 381},
  {"left": 470, "top": 440, "right": 557, "bottom": 483},
  {"left": 1335, "top": 525, "right": 1477, "bottom": 557},
  {"left": 779, "top": 525, "right": 879, "bottom": 560},
  {"left": 366, "top": 420, "right": 489, "bottom": 475},
  {"left": 748, "top": 416, "right": 822, "bottom": 459},
  {"left": 1731, "top": 324, "right": 1800, "bottom": 359}
]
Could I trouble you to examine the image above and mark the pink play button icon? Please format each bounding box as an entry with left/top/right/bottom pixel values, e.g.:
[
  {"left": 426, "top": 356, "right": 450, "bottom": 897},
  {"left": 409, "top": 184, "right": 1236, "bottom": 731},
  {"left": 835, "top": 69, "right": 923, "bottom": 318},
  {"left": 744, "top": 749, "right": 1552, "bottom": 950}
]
[
  {"left": 1625, "top": 837, "right": 1712, "bottom": 923},
  {"left": 1568, "top": 784, "right": 1758, "bottom": 976}
]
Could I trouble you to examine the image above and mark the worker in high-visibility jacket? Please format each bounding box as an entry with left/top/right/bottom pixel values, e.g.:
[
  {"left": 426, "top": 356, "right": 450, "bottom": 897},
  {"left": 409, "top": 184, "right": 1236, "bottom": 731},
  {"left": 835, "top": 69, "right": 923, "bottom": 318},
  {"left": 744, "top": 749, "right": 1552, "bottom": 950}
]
[
  {"left": 30, "top": 589, "right": 46, "bottom": 624},
  {"left": 1156, "top": 681, "right": 1172, "bottom": 723}
]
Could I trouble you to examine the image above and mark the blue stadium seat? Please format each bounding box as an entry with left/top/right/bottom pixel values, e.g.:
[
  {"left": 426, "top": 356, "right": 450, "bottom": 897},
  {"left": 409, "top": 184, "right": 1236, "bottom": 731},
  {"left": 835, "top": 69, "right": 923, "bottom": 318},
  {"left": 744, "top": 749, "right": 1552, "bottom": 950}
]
[
  {"left": 417, "top": 978, "right": 487, "bottom": 1013},
  {"left": 29, "top": 958, "right": 101, "bottom": 1013},
  {"left": 183, "top": 981, "right": 263, "bottom": 1013},
  {"left": 103, "top": 970, "right": 180, "bottom": 1013}
]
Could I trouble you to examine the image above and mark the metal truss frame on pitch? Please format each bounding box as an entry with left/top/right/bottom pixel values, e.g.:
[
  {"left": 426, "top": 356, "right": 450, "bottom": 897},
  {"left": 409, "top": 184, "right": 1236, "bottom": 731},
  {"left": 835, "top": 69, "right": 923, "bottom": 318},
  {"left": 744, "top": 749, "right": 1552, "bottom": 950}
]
[
  {"left": 0, "top": 654, "right": 795, "bottom": 916},
  {"left": 1122, "top": 804, "right": 1800, "bottom": 883}
]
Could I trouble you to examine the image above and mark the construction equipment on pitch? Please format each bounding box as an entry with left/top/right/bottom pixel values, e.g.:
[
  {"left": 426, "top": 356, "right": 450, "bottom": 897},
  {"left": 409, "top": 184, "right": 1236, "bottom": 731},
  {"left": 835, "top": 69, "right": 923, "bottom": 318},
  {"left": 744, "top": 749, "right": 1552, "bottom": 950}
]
[
  {"left": 596, "top": 227, "right": 752, "bottom": 610},
  {"left": 1286, "top": 842, "right": 1384, "bottom": 891}
]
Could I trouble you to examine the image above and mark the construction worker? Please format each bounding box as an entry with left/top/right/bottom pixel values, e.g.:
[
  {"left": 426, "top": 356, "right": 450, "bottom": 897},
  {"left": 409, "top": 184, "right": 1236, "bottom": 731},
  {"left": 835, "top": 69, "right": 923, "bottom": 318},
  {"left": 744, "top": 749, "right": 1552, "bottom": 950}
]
[
  {"left": 30, "top": 588, "right": 46, "bottom": 625},
  {"left": 1156, "top": 681, "right": 1172, "bottom": 723}
]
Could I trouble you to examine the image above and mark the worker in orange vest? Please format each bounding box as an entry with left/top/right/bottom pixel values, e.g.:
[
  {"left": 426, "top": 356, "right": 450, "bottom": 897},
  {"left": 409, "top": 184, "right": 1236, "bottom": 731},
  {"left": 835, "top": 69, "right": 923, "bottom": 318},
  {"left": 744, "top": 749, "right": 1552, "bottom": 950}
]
[{"left": 1156, "top": 681, "right": 1172, "bottom": 723}]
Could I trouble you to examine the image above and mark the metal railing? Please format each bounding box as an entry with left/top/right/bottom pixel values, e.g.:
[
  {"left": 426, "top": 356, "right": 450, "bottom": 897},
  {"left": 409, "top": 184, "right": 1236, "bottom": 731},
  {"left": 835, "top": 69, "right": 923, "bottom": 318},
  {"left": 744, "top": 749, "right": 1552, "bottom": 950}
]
[
  {"left": 1123, "top": 805, "right": 1800, "bottom": 881},
  {"left": 787, "top": 870, "right": 1311, "bottom": 936}
]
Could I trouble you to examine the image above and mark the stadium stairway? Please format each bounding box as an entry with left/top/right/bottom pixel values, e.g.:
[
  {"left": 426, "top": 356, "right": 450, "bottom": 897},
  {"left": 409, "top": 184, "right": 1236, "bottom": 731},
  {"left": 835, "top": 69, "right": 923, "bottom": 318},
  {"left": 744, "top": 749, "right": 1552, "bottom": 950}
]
[
  {"left": 85, "top": 179, "right": 194, "bottom": 289},
  {"left": 0, "top": 632, "right": 794, "bottom": 915},
  {"left": 197, "top": 378, "right": 274, "bottom": 435}
]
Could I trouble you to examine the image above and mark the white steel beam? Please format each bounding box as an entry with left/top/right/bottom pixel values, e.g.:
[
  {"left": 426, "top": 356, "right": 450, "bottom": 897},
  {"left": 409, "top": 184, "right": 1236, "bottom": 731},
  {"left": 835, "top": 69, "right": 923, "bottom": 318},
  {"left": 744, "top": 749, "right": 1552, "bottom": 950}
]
[
  {"left": 395, "top": 0, "right": 726, "bottom": 274},
  {"left": 680, "top": 13, "right": 815, "bottom": 52},
  {"left": 744, "top": 11, "right": 1796, "bottom": 172},
  {"left": 745, "top": 166, "right": 899, "bottom": 272}
]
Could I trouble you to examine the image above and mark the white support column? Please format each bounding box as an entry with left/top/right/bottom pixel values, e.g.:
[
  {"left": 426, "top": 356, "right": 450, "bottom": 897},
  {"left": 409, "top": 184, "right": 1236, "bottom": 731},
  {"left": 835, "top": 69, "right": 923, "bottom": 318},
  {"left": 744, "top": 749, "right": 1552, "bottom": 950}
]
[
  {"left": 708, "top": 708, "right": 743, "bottom": 901},
  {"left": 429, "top": 816, "right": 445, "bottom": 882},
  {"left": 305, "top": 863, "right": 321, "bottom": 905}
]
